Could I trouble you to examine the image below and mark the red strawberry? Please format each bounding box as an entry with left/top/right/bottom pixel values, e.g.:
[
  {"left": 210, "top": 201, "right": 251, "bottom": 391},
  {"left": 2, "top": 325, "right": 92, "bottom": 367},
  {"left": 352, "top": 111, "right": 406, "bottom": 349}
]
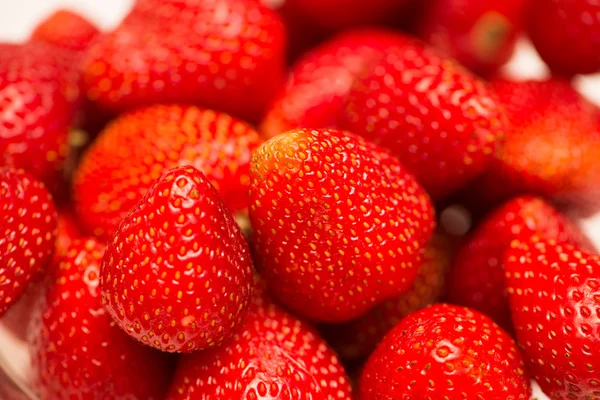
[
  {"left": 100, "top": 166, "right": 254, "bottom": 352},
  {"left": 29, "top": 238, "right": 174, "bottom": 400},
  {"left": 466, "top": 79, "right": 600, "bottom": 210},
  {"left": 30, "top": 9, "right": 100, "bottom": 53},
  {"left": 418, "top": 0, "right": 529, "bottom": 75},
  {"left": 82, "top": 0, "right": 286, "bottom": 122},
  {"left": 261, "top": 29, "right": 409, "bottom": 139},
  {"left": 359, "top": 304, "right": 531, "bottom": 399},
  {"left": 505, "top": 238, "right": 600, "bottom": 399},
  {"left": 74, "top": 105, "right": 261, "bottom": 239},
  {"left": 167, "top": 286, "right": 353, "bottom": 400},
  {"left": 50, "top": 210, "right": 81, "bottom": 270},
  {"left": 528, "top": 0, "right": 600, "bottom": 76},
  {"left": 340, "top": 38, "right": 506, "bottom": 200},
  {"left": 249, "top": 128, "right": 435, "bottom": 322},
  {"left": 447, "top": 196, "right": 593, "bottom": 331},
  {"left": 0, "top": 168, "right": 57, "bottom": 317},
  {"left": 322, "top": 231, "right": 453, "bottom": 360}
]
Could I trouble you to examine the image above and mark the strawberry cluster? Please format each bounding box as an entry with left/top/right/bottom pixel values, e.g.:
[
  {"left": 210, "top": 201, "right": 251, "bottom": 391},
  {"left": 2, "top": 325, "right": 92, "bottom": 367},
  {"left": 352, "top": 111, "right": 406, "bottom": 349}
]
[{"left": 1, "top": 1, "right": 600, "bottom": 399}]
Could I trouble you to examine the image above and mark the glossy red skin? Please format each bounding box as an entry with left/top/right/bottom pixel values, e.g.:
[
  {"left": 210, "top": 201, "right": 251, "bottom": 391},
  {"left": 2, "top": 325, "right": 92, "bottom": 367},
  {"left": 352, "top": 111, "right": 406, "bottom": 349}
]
[
  {"left": 360, "top": 304, "right": 531, "bottom": 399},
  {"left": 50, "top": 211, "right": 82, "bottom": 271},
  {"left": 528, "top": 0, "right": 600, "bottom": 76},
  {"left": 447, "top": 196, "right": 593, "bottom": 332},
  {"left": 74, "top": 105, "right": 261, "bottom": 239},
  {"left": 261, "top": 29, "right": 410, "bottom": 139},
  {"left": 167, "top": 288, "right": 352, "bottom": 400},
  {"left": 340, "top": 38, "right": 505, "bottom": 200},
  {"left": 467, "top": 79, "right": 600, "bottom": 210},
  {"left": 0, "top": 168, "right": 57, "bottom": 317},
  {"left": 29, "top": 238, "right": 174, "bottom": 400},
  {"left": 419, "top": 0, "right": 529, "bottom": 75},
  {"left": 323, "top": 232, "right": 453, "bottom": 360},
  {"left": 30, "top": 9, "right": 100, "bottom": 52},
  {"left": 82, "top": 0, "right": 286, "bottom": 123},
  {"left": 100, "top": 166, "right": 254, "bottom": 352},
  {"left": 249, "top": 128, "right": 435, "bottom": 322},
  {"left": 506, "top": 239, "right": 600, "bottom": 399}
]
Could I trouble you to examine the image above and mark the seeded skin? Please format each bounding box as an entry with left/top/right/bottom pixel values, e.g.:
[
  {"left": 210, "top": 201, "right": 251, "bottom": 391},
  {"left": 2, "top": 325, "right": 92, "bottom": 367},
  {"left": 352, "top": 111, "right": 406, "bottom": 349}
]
[
  {"left": 30, "top": 9, "right": 100, "bottom": 53},
  {"left": 359, "top": 304, "right": 531, "bottom": 399},
  {"left": 167, "top": 287, "right": 353, "bottom": 400},
  {"left": 0, "top": 168, "right": 57, "bottom": 317},
  {"left": 29, "top": 239, "right": 174, "bottom": 400},
  {"left": 506, "top": 239, "right": 600, "bottom": 399},
  {"left": 100, "top": 166, "right": 254, "bottom": 353},
  {"left": 249, "top": 128, "right": 435, "bottom": 322},
  {"left": 74, "top": 105, "right": 261, "bottom": 239}
]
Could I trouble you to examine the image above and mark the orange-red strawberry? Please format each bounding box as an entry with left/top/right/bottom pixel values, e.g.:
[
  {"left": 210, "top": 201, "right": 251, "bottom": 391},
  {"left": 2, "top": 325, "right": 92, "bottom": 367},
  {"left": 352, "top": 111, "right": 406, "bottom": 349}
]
[
  {"left": 340, "top": 38, "right": 505, "bottom": 199},
  {"left": 100, "top": 166, "right": 254, "bottom": 352},
  {"left": 359, "top": 304, "right": 531, "bottom": 399},
  {"left": 0, "top": 168, "right": 57, "bottom": 317},
  {"left": 74, "top": 105, "right": 261, "bottom": 239},
  {"left": 505, "top": 238, "right": 600, "bottom": 399},
  {"left": 249, "top": 128, "right": 435, "bottom": 322},
  {"left": 322, "top": 231, "right": 453, "bottom": 360},
  {"left": 50, "top": 210, "right": 81, "bottom": 271},
  {"left": 167, "top": 286, "right": 352, "bottom": 400},
  {"left": 82, "top": 0, "right": 286, "bottom": 122},
  {"left": 447, "top": 196, "right": 592, "bottom": 331},
  {"left": 29, "top": 238, "right": 174, "bottom": 400},
  {"left": 30, "top": 9, "right": 100, "bottom": 53}
]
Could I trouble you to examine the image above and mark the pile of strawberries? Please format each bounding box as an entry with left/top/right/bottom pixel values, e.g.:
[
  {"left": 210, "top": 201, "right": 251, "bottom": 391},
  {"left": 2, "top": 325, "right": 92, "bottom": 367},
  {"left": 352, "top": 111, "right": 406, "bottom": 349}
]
[{"left": 2, "top": 0, "right": 600, "bottom": 399}]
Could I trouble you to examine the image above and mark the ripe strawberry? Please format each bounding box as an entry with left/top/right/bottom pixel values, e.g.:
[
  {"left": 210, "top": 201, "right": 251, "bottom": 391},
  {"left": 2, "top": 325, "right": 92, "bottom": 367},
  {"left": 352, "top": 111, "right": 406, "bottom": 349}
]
[
  {"left": 418, "top": 0, "right": 529, "bottom": 75},
  {"left": 82, "top": 0, "right": 286, "bottom": 122},
  {"left": 505, "top": 238, "right": 600, "bottom": 399},
  {"left": 249, "top": 128, "right": 435, "bottom": 322},
  {"left": 74, "top": 105, "right": 261, "bottom": 239},
  {"left": 466, "top": 79, "right": 600, "bottom": 210},
  {"left": 0, "top": 168, "right": 57, "bottom": 317},
  {"left": 50, "top": 210, "right": 81, "bottom": 270},
  {"left": 340, "top": 38, "right": 505, "bottom": 200},
  {"left": 167, "top": 285, "right": 353, "bottom": 400},
  {"left": 261, "top": 29, "right": 409, "bottom": 139},
  {"left": 322, "top": 231, "right": 453, "bottom": 360},
  {"left": 29, "top": 238, "right": 174, "bottom": 400},
  {"left": 447, "top": 196, "right": 592, "bottom": 331},
  {"left": 100, "top": 166, "right": 254, "bottom": 352},
  {"left": 528, "top": 0, "right": 600, "bottom": 76},
  {"left": 359, "top": 304, "right": 531, "bottom": 399},
  {"left": 30, "top": 9, "right": 100, "bottom": 53}
]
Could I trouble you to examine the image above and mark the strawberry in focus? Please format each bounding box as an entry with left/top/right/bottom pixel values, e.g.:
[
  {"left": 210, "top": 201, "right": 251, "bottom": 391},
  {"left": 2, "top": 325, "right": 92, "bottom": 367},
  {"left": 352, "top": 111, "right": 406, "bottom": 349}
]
[{"left": 30, "top": 9, "right": 100, "bottom": 53}]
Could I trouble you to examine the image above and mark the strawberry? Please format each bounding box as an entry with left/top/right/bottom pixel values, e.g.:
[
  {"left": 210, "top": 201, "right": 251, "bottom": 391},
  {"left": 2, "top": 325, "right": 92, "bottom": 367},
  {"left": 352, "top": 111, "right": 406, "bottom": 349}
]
[
  {"left": 528, "top": 0, "right": 600, "bottom": 76},
  {"left": 505, "top": 238, "right": 600, "bottom": 399},
  {"left": 340, "top": 37, "right": 506, "bottom": 200},
  {"left": 322, "top": 231, "right": 453, "bottom": 360},
  {"left": 82, "top": 0, "right": 286, "bottom": 122},
  {"left": 249, "top": 128, "right": 435, "bottom": 322},
  {"left": 74, "top": 104, "right": 261, "bottom": 239},
  {"left": 50, "top": 210, "right": 82, "bottom": 271},
  {"left": 447, "top": 196, "right": 592, "bottom": 332},
  {"left": 30, "top": 9, "right": 100, "bottom": 53},
  {"left": 100, "top": 166, "right": 254, "bottom": 352},
  {"left": 359, "top": 303, "right": 531, "bottom": 399},
  {"left": 29, "top": 238, "right": 174, "bottom": 400},
  {"left": 167, "top": 284, "right": 353, "bottom": 400},
  {"left": 0, "top": 168, "right": 57, "bottom": 317},
  {"left": 418, "top": 0, "right": 529, "bottom": 75}
]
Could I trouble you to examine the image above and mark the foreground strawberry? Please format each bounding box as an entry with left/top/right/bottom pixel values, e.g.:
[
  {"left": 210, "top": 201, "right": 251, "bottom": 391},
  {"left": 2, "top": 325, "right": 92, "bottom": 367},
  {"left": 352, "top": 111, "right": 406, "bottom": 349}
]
[
  {"left": 447, "top": 196, "right": 592, "bottom": 331},
  {"left": 100, "top": 166, "right": 254, "bottom": 352},
  {"left": 360, "top": 304, "right": 531, "bottom": 399},
  {"left": 82, "top": 0, "right": 286, "bottom": 122},
  {"left": 340, "top": 37, "right": 505, "bottom": 199},
  {"left": 0, "top": 168, "right": 57, "bottom": 317},
  {"left": 249, "top": 128, "right": 434, "bottom": 322},
  {"left": 30, "top": 9, "right": 100, "bottom": 53},
  {"left": 167, "top": 286, "right": 352, "bottom": 400},
  {"left": 506, "top": 239, "right": 600, "bottom": 399},
  {"left": 29, "top": 238, "right": 174, "bottom": 400},
  {"left": 74, "top": 105, "right": 261, "bottom": 238}
]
